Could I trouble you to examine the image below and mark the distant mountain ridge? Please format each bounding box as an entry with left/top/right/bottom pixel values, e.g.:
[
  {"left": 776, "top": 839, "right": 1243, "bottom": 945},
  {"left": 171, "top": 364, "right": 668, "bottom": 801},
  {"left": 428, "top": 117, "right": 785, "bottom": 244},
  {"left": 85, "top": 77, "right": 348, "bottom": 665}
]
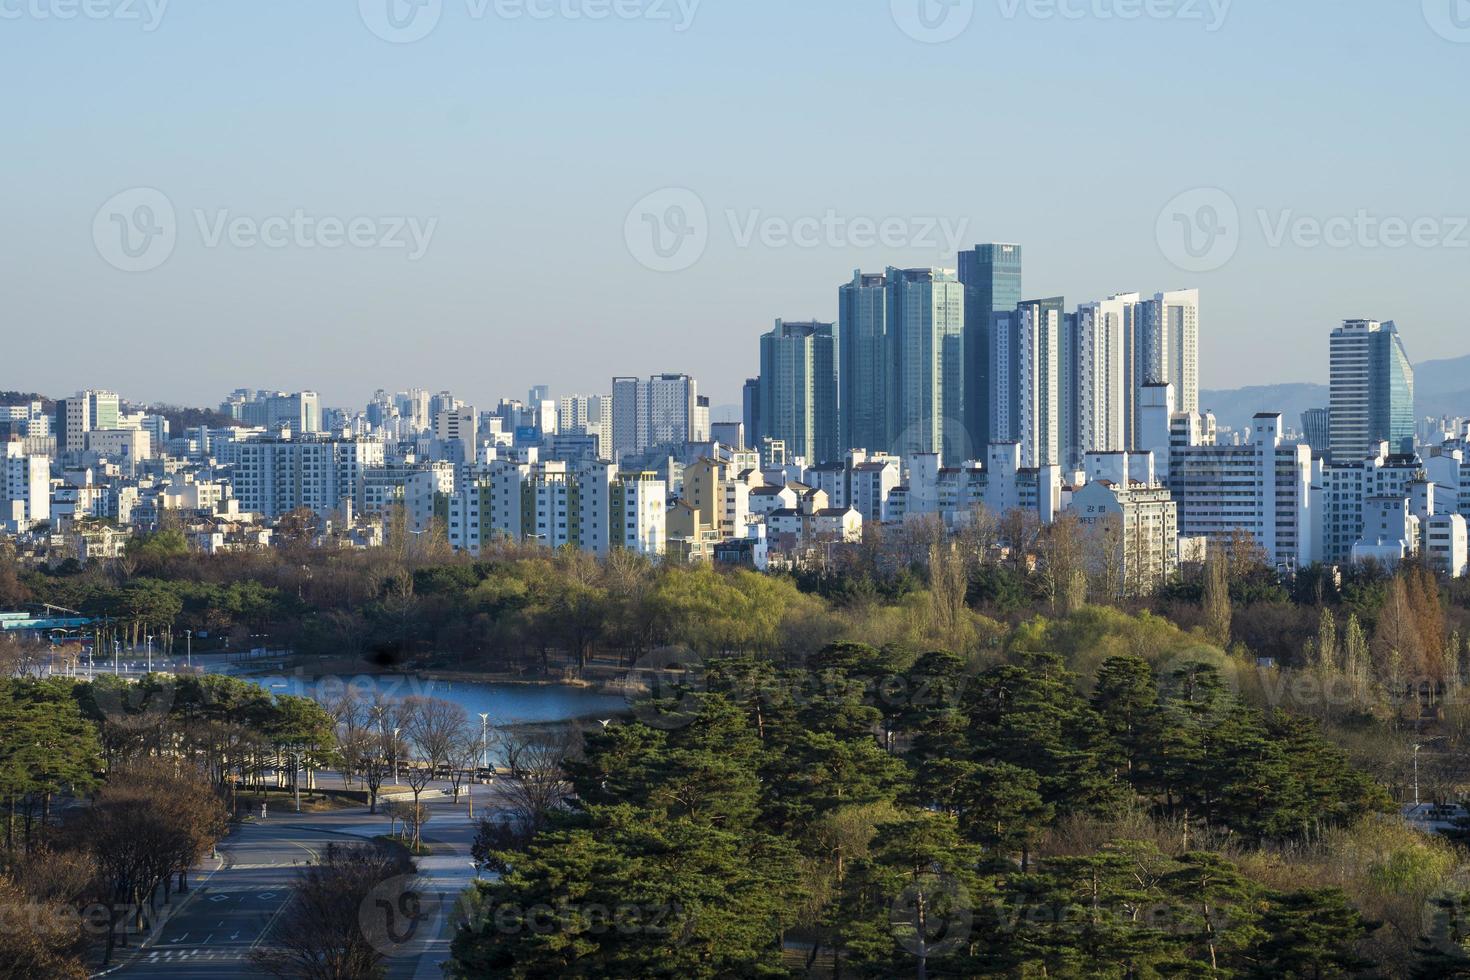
[{"left": 1203, "top": 354, "right": 1470, "bottom": 434}]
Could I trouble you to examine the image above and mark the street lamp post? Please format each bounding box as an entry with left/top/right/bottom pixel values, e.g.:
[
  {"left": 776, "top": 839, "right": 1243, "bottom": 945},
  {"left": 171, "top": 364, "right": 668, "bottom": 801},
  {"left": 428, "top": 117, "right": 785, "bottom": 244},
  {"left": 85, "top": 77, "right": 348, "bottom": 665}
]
[
  {"left": 146, "top": 635, "right": 154, "bottom": 674},
  {"left": 478, "top": 712, "right": 490, "bottom": 771},
  {"left": 1414, "top": 743, "right": 1423, "bottom": 808},
  {"left": 392, "top": 727, "right": 401, "bottom": 785},
  {"left": 185, "top": 629, "right": 193, "bottom": 670}
]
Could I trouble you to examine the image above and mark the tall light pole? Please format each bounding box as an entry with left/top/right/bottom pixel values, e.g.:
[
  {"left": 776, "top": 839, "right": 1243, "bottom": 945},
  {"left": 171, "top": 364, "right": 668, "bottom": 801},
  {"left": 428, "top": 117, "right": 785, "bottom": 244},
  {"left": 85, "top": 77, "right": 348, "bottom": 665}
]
[
  {"left": 478, "top": 712, "right": 490, "bottom": 770},
  {"left": 146, "top": 635, "right": 154, "bottom": 674},
  {"left": 184, "top": 629, "right": 193, "bottom": 670},
  {"left": 392, "top": 727, "right": 401, "bottom": 785},
  {"left": 1414, "top": 742, "right": 1423, "bottom": 808}
]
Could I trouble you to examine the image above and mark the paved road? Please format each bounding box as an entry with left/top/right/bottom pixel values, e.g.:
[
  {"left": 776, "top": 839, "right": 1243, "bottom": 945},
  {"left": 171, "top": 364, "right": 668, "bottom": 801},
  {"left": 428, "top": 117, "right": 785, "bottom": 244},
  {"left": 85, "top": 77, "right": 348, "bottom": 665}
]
[
  {"left": 105, "top": 819, "right": 339, "bottom": 978},
  {"left": 107, "top": 788, "right": 492, "bottom": 980}
]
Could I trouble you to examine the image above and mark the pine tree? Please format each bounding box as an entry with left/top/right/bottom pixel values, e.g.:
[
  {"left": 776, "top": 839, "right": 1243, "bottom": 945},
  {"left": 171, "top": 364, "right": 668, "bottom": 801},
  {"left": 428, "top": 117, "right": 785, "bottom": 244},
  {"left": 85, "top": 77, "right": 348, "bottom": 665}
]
[
  {"left": 1160, "top": 851, "right": 1258, "bottom": 975},
  {"left": 1090, "top": 655, "right": 1164, "bottom": 785},
  {"left": 1245, "top": 888, "right": 1377, "bottom": 979}
]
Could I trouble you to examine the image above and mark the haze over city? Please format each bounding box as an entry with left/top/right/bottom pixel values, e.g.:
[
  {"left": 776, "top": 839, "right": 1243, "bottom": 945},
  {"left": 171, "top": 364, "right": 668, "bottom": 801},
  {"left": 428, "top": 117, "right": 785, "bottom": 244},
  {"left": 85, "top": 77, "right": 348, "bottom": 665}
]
[{"left": 5, "top": 0, "right": 1470, "bottom": 408}]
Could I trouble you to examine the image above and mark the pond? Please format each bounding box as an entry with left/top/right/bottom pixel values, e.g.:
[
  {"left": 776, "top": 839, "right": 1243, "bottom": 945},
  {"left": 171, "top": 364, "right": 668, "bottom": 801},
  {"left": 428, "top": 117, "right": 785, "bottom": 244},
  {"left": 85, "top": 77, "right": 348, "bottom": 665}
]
[{"left": 246, "top": 673, "right": 631, "bottom": 728}]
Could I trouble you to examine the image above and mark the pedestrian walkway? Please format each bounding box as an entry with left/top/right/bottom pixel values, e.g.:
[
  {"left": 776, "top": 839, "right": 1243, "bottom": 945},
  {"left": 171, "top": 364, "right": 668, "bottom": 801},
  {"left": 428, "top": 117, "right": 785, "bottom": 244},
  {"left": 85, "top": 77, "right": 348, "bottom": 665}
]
[{"left": 287, "top": 793, "right": 491, "bottom": 979}]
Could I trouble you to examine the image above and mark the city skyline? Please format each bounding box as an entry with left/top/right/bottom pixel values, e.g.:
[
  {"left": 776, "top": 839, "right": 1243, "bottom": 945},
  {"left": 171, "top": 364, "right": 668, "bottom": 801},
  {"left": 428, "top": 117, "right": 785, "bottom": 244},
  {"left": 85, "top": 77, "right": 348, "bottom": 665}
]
[{"left": 5, "top": 3, "right": 1469, "bottom": 407}]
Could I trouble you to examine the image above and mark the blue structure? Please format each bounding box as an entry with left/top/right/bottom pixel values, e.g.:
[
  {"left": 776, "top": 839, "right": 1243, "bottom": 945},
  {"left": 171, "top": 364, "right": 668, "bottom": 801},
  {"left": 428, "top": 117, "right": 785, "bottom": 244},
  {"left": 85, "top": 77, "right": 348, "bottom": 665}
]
[
  {"left": 0, "top": 611, "right": 94, "bottom": 637},
  {"left": 959, "top": 243, "right": 1023, "bottom": 452}
]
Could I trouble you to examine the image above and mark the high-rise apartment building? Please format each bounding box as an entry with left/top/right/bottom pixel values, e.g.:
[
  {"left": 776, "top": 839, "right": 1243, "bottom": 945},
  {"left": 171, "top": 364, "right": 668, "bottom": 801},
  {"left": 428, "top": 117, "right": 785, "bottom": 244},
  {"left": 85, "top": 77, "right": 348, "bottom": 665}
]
[
  {"left": 1, "top": 439, "right": 50, "bottom": 532},
  {"left": 889, "top": 267, "right": 965, "bottom": 463},
  {"left": 1070, "top": 296, "right": 1130, "bottom": 466},
  {"left": 838, "top": 270, "right": 891, "bottom": 457},
  {"left": 755, "top": 319, "right": 839, "bottom": 465},
  {"left": 433, "top": 407, "right": 478, "bottom": 463},
  {"left": 609, "top": 375, "right": 704, "bottom": 459},
  {"left": 1329, "top": 319, "right": 1415, "bottom": 461},
  {"left": 234, "top": 436, "right": 386, "bottom": 518},
  {"left": 991, "top": 298, "right": 1064, "bottom": 468},
  {"left": 55, "top": 389, "right": 121, "bottom": 452},
  {"left": 958, "top": 244, "right": 1022, "bottom": 451},
  {"left": 1136, "top": 290, "right": 1201, "bottom": 416}
]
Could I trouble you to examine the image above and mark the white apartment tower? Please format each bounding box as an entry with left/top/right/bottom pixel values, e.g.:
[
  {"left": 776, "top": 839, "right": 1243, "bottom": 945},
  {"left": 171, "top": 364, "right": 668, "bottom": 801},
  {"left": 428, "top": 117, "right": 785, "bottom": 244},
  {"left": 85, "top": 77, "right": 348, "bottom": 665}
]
[
  {"left": 1072, "top": 296, "right": 1130, "bottom": 464},
  {"left": 992, "top": 298, "right": 1063, "bottom": 468},
  {"left": 1137, "top": 290, "right": 1201, "bottom": 415}
]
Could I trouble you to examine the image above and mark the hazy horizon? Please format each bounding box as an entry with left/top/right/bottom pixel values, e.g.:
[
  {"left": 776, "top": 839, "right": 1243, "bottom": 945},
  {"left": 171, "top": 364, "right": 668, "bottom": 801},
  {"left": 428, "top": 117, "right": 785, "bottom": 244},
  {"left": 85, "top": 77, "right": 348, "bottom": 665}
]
[{"left": 5, "top": 1, "right": 1468, "bottom": 411}]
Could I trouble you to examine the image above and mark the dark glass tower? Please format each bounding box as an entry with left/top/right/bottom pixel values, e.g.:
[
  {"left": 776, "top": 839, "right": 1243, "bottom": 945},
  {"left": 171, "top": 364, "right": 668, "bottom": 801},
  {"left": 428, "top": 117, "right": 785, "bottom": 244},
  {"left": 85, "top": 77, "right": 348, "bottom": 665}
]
[{"left": 958, "top": 244, "right": 1022, "bottom": 453}]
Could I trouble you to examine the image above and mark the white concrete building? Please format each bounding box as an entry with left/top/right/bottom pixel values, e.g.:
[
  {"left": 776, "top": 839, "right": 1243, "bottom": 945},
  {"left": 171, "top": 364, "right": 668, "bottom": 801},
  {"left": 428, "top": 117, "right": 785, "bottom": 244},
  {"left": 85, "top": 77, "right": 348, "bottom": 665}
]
[
  {"left": 1318, "top": 445, "right": 1424, "bottom": 564},
  {"left": 1168, "top": 413, "right": 1318, "bottom": 571},
  {"left": 1352, "top": 496, "right": 1420, "bottom": 568},
  {"left": 991, "top": 299, "right": 1062, "bottom": 469},
  {"left": 85, "top": 429, "right": 152, "bottom": 473},
  {"left": 1069, "top": 478, "right": 1180, "bottom": 592},
  {"left": 234, "top": 437, "right": 386, "bottom": 518},
  {"left": 1, "top": 439, "right": 50, "bottom": 532},
  {"left": 1136, "top": 290, "right": 1201, "bottom": 416},
  {"left": 1071, "top": 296, "right": 1130, "bottom": 464}
]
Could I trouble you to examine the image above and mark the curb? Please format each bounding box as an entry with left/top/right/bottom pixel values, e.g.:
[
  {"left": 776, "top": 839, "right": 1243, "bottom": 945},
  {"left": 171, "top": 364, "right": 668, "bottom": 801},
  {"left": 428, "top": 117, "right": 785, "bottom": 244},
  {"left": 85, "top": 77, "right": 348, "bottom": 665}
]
[{"left": 89, "top": 848, "right": 232, "bottom": 978}]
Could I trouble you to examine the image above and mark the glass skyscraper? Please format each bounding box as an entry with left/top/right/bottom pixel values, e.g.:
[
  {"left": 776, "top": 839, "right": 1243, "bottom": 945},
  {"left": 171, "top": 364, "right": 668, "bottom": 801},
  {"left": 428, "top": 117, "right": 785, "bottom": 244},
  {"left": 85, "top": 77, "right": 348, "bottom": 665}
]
[
  {"left": 1329, "top": 319, "right": 1415, "bottom": 461},
  {"left": 958, "top": 244, "right": 1022, "bottom": 452},
  {"left": 839, "top": 270, "right": 891, "bottom": 456},
  {"left": 756, "top": 320, "right": 839, "bottom": 465},
  {"left": 886, "top": 268, "right": 965, "bottom": 463}
]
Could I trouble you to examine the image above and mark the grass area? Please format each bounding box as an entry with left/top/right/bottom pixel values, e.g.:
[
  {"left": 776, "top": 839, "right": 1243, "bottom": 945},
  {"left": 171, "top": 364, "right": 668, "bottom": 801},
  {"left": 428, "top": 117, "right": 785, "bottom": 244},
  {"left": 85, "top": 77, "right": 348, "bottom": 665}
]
[
  {"left": 374, "top": 833, "right": 433, "bottom": 856},
  {"left": 231, "top": 788, "right": 358, "bottom": 814}
]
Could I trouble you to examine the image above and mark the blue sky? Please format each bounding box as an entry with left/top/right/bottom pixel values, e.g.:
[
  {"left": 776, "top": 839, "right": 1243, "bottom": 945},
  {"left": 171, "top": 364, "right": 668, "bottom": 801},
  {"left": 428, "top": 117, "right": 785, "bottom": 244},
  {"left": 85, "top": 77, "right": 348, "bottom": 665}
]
[{"left": 3, "top": 0, "right": 1467, "bottom": 410}]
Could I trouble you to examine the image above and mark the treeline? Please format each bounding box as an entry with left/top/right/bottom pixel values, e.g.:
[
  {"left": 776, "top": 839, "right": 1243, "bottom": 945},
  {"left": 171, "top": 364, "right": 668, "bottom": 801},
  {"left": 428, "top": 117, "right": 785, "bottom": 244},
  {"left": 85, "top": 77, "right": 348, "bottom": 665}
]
[
  {"left": 10, "top": 517, "right": 1469, "bottom": 681},
  {"left": 0, "top": 677, "right": 232, "bottom": 973},
  {"left": 451, "top": 608, "right": 1469, "bottom": 977}
]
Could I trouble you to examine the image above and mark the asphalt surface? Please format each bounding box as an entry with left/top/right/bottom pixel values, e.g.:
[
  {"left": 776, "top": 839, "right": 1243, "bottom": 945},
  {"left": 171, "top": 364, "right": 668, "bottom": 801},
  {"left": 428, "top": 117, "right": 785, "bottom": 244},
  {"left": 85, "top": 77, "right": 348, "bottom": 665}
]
[
  {"left": 103, "top": 788, "right": 488, "bottom": 980},
  {"left": 103, "top": 819, "right": 339, "bottom": 978}
]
